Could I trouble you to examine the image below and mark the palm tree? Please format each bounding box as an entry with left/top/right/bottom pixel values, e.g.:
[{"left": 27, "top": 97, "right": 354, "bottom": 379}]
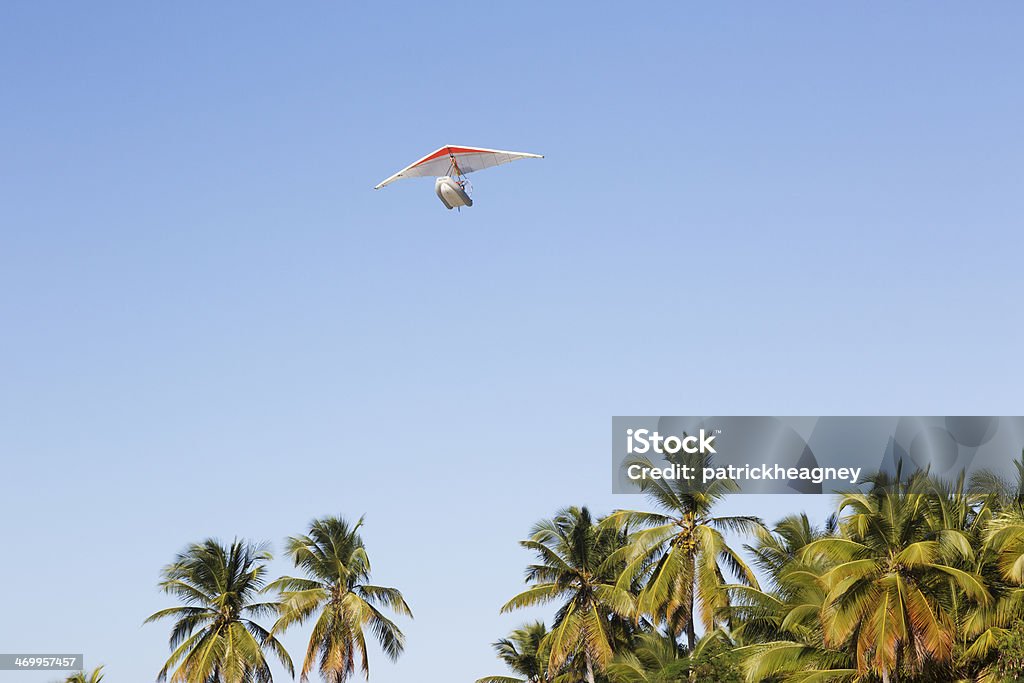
[
  {"left": 145, "top": 539, "right": 293, "bottom": 683},
  {"left": 729, "top": 514, "right": 858, "bottom": 682},
  {"left": 268, "top": 515, "right": 412, "bottom": 683},
  {"left": 58, "top": 666, "right": 104, "bottom": 683},
  {"left": 726, "top": 471, "right": 1023, "bottom": 682},
  {"left": 606, "top": 449, "right": 764, "bottom": 650},
  {"left": 501, "top": 506, "right": 637, "bottom": 683},
  {"left": 609, "top": 629, "right": 747, "bottom": 683},
  {"left": 962, "top": 456, "right": 1024, "bottom": 680},
  {"left": 979, "top": 454, "right": 1024, "bottom": 587},
  {"left": 607, "top": 631, "right": 686, "bottom": 683},
  {"left": 476, "top": 621, "right": 554, "bottom": 683},
  {"left": 801, "top": 471, "right": 992, "bottom": 682}
]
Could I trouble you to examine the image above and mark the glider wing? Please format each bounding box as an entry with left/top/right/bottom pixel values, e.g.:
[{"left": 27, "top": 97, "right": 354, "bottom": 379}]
[{"left": 374, "top": 145, "right": 544, "bottom": 189}]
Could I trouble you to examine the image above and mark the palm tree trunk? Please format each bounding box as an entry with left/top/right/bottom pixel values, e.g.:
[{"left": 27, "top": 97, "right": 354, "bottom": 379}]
[
  {"left": 685, "top": 552, "right": 696, "bottom": 653},
  {"left": 584, "top": 651, "right": 596, "bottom": 683},
  {"left": 685, "top": 554, "right": 697, "bottom": 683}
]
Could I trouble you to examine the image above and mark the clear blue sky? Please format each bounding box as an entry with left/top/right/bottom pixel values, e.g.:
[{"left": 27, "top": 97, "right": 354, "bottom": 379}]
[{"left": 2, "top": 3, "right": 1023, "bottom": 682}]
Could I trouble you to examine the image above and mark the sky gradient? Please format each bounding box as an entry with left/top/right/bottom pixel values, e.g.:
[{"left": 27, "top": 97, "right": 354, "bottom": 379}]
[{"left": 2, "top": 3, "right": 1023, "bottom": 682}]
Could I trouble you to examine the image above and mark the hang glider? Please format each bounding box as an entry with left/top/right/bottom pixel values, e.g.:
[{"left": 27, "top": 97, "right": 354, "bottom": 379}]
[{"left": 374, "top": 144, "right": 544, "bottom": 209}]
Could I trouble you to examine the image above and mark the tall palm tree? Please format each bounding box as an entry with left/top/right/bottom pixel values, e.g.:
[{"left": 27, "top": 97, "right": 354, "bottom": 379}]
[
  {"left": 476, "top": 621, "right": 553, "bottom": 683},
  {"left": 501, "top": 506, "right": 637, "bottom": 683},
  {"left": 728, "top": 471, "right": 1022, "bottom": 682},
  {"left": 58, "top": 666, "right": 104, "bottom": 683},
  {"left": 145, "top": 539, "right": 293, "bottom": 683},
  {"left": 268, "top": 515, "right": 412, "bottom": 683},
  {"left": 802, "top": 471, "right": 992, "bottom": 682},
  {"left": 606, "top": 450, "right": 764, "bottom": 650}
]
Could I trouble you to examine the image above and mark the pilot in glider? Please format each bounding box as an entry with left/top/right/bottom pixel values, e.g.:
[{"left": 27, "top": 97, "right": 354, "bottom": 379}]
[{"left": 374, "top": 145, "right": 544, "bottom": 209}]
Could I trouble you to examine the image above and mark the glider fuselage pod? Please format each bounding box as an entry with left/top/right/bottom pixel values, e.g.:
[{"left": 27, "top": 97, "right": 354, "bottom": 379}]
[{"left": 435, "top": 176, "right": 473, "bottom": 210}]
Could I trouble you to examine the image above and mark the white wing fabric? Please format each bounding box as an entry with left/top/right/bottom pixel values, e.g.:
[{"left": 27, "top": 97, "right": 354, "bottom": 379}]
[{"left": 374, "top": 145, "right": 544, "bottom": 189}]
